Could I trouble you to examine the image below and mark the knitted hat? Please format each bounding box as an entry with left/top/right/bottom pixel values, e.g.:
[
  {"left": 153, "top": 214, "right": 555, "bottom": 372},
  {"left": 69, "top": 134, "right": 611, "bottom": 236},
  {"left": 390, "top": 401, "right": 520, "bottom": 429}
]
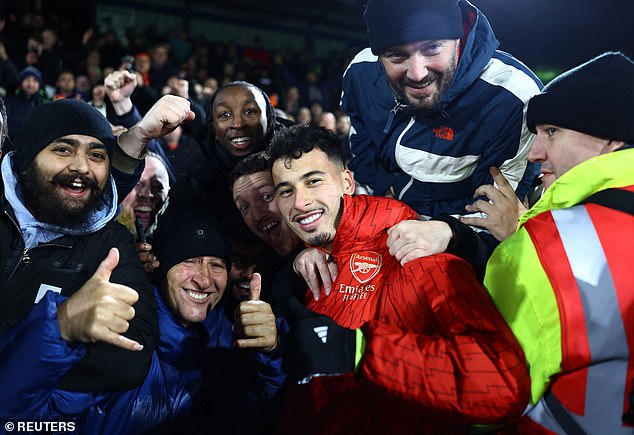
[
  {"left": 152, "top": 208, "right": 230, "bottom": 286},
  {"left": 364, "top": 0, "right": 463, "bottom": 55},
  {"left": 13, "top": 99, "right": 115, "bottom": 174},
  {"left": 18, "top": 66, "right": 43, "bottom": 87},
  {"left": 527, "top": 52, "right": 634, "bottom": 144}
]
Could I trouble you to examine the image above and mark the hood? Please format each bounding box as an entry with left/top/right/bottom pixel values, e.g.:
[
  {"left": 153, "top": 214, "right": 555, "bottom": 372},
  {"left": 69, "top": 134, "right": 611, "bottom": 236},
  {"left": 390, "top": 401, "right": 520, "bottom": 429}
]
[{"left": 437, "top": 0, "right": 500, "bottom": 107}]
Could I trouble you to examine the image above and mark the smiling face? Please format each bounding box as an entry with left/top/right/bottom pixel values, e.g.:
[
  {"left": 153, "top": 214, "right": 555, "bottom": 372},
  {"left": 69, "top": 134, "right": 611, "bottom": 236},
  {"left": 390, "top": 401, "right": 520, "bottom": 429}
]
[
  {"left": 121, "top": 155, "right": 170, "bottom": 230},
  {"left": 272, "top": 149, "right": 354, "bottom": 251},
  {"left": 233, "top": 170, "right": 300, "bottom": 257},
  {"left": 212, "top": 85, "right": 268, "bottom": 157},
  {"left": 528, "top": 124, "right": 624, "bottom": 190},
  {"left": 380, "top": 39, "right": 459, "bottom": 110},
  {"left": 162, "top": 256, "right": 227, "bottom": 327},
  {"left": 228, "top": 239, "right": 273, "bottom": 301},
  {"left": 22, "top": 135, "right": 109, "bottom": 226}
]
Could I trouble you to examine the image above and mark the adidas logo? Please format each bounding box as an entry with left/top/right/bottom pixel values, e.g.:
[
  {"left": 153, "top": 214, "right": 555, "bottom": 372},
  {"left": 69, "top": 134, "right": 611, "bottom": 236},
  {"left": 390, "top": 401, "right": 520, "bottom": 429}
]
[{"left": 313, "top": 326, "right": 328, "bottom": 343}]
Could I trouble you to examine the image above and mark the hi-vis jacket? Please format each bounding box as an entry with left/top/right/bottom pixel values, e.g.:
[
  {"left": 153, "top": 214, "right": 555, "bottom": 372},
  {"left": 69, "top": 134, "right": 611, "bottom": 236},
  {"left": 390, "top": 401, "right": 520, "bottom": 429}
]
[
  {"left": 485, "top": 148, "right": 634, "bottom": 434},
  {"left": 341, "top": 0, "right": 543, "bottom": 218},
  {"left": 278, "top": 195, "right": 530, "bottom": 434}
]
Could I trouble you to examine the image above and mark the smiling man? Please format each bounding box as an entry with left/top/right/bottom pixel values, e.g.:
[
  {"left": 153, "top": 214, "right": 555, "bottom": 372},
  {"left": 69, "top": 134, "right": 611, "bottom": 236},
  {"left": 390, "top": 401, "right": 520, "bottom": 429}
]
[
  {"left": 341, "top": 0, "right": 543, "bottom": 250},
  {"left": 231, "top": 151, "right": 302, "bottom": 258},
  {"left": 269, "top": 124, "right": 530, "bottom": 434},
  {"left": 0, "top": 99, "right": 159, "bottom": 420},
  {"left": 69, "top": 208, "right": 283, "bottom": 432}
]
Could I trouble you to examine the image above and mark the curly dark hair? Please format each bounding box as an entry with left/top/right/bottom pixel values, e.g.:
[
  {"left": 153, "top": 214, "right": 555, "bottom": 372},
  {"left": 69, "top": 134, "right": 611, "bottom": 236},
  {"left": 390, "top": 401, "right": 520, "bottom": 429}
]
[{"left": 268, "top": 124, "right": 344, "bottom": 171}]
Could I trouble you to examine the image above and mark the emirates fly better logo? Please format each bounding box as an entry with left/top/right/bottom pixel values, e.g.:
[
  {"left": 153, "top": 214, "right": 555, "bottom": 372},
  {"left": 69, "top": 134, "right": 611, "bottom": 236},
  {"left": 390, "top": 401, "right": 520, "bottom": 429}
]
[{"left": 349, "top": 251, "right": 382, "bottom": 284}]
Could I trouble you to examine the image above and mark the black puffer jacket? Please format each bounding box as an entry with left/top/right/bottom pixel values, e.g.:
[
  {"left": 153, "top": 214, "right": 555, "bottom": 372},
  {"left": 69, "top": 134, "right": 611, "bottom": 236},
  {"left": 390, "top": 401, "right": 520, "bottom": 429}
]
[{"left": 0, "top": 191, "right": 158, "bottom": 392}]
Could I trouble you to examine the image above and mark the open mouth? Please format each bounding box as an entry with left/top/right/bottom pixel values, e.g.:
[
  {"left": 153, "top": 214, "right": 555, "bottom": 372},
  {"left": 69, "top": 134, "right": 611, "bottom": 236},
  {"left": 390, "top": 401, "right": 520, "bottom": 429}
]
[
  {"left": 262, "top": 220, "right": 280, "bottom": 233},
  {"left": 59, "top": 179, "right": 90, "bottom": 197},
  {"left": 295, "top": 210, "right": 323, "bottom": 231},
  {"left": 229, "top": 136, "right": 252, "bottom": 149}
]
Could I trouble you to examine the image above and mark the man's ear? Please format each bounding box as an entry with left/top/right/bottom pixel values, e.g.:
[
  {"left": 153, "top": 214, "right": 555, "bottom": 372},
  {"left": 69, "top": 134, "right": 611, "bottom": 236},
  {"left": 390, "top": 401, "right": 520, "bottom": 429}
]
[
  {"left": 603, "top": 140, "right": 626, "bottom": 154},
  {"left": 342, "top": 168, "right": 355, "bottom": 195}
]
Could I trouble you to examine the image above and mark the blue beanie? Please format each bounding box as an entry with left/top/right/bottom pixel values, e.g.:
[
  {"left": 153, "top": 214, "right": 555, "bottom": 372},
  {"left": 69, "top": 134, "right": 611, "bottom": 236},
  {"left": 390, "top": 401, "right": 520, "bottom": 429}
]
[
  {"left": 364, "top": 0, "right": 464, "bottom": 55},
  {"left": 13, "top": 99, "right": 115, "bottom": 174},
  {"left": 527, "top": 52, "right": 634, "bottom": 144},
  {"left": 18, "top": 66, "right": 43, "bottom": 87}
]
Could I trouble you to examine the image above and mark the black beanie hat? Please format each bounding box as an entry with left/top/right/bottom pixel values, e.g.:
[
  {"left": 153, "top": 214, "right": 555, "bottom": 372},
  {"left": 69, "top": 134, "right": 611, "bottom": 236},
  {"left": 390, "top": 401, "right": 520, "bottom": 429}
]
[
  {"left": 527, "top": 52, "right": 634, "bottom": 144},
  {"left": 364, "top": 0, "right": 463, "bottom": 55},
  {"left": 151, "top": 208, "right": 230, "bottom": 286},
  {"left": 13, "top": 99, "right": 115, "bottom": 175}
]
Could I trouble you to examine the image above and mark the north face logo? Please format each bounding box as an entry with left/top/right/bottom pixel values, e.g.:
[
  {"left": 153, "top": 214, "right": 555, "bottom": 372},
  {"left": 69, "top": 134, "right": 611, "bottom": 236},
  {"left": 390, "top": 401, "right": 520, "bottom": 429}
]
[
  {"left": 349, "top": 251, "right": 382, "bottom": 284},
  {"left": 432, "top": 125, "right": 454, "bottom": 141}
]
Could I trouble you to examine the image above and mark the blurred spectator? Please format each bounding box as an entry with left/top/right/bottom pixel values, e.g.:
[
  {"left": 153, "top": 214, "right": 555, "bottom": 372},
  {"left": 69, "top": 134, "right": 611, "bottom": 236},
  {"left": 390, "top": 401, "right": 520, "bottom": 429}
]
[
  {"left": 296, "top": 106, "right": 311, "bottom": 125},
  {"left": 52, "top": 69, "right": 82, "bottom": 100},
  {"left": 281, "top": 85, "right": 299, "bottom": 118},
  {"left": 98, "top": 29, "right": 126, "bottom": 71},
  {"left": 38, "top": 27, "right": 63, "bottom": 84},
  {"left": 74, "top": 74, "right": 91, "bottom": 101},
  {"left": 309, "top": 100, "right": 323, "bottom": 127},
  {"left": 4, "top": 65, "right": 47, "bottom": 144},
  {"left": 318, "top": 111, "right": 336, "bottom": 132},
  {"left": 335, "top": 112, "right": 352, "bottom": 163},
  {"left": 243, "top": 36, "right": 271, "bottom": 70},
  {"left": 149, "top": 42, "right": 179, "bottom": 94},
  {"left": 167, "top": 29, "right": 191, "bottom": 65},
  {"left": 0, "top": 40, "right": 18, "bottom": 94},
  {"left": 88, "top": 82, "right": 106, "bottom": 117}
]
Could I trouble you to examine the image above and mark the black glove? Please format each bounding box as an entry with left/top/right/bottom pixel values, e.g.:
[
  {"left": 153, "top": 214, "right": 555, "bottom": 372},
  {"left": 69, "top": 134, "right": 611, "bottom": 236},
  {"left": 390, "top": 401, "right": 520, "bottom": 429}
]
[{"left": 285, "top": 297, "right": 357, "bottom": 383}]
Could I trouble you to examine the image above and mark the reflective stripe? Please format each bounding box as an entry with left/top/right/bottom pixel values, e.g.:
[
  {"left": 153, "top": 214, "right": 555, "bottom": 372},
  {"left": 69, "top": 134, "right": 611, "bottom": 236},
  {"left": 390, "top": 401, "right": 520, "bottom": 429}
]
[{"left": 528, "top": 205, "right": 630, "bottom": 434}]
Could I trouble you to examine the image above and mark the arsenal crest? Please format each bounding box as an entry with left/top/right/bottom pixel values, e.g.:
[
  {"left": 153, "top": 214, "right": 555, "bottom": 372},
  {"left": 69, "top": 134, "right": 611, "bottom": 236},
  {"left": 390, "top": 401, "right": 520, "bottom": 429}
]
[{"left": 349, "top": 251, "right": 382, "bottom": 284}]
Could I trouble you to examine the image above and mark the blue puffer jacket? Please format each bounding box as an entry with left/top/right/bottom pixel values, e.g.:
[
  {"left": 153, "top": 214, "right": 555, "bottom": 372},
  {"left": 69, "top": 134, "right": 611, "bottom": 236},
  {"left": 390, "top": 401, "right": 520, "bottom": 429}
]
[
  {"left": 79, "top": 289, "right": 286, "bottom": 434},
  {"left": 341, "top": 0, "right": 543, "bottom": 218},
  {"left": 0, "top": 289, "right": 286, "bottom": 434}
]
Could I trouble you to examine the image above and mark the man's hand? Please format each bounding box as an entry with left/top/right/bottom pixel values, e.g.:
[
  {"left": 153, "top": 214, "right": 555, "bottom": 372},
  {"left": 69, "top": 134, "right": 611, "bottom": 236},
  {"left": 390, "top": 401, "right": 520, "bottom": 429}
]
[
  {"left": 386, "top": 220, "right": 452, "bottom": 265},
  {"left": 104, "top": 70, "right": 137, "bottom": 115},
  {"left": 118, "top": 95, "right": 195, "bottom": 158},
  {"left": 234, "top": 273, "right": 278, "bottom": 352},
  {"left": 293, "top": 248, "right": 338, "bottom": 301},
  {"left": 136, "top": 242, "right": 159, "bottom": 273},
  {"left": 56, "top": 248, "right": 143, "bottom": 351},
  {"left": 286, "top": 297, "right": 357, "bottom": 383},
  {"left": 462, "top": 167, "right": 527, "bottom": 242}
]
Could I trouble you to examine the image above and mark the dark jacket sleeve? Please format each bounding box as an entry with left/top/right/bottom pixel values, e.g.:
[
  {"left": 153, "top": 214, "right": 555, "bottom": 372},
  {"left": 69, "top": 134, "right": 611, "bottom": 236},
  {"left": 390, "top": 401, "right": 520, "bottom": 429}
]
[{"left": 56, "top": 224, "right": 159, "bottom": 392}]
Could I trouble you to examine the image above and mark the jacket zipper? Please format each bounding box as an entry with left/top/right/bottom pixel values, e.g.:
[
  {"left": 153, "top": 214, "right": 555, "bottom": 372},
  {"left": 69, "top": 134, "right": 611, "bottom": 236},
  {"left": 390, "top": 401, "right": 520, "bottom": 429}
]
[
  {"left": 3, "top": 209, "right": 71, "bottom": 282},
  {"left": 383, "top": 100, "right": 408, "bottom": 134}
]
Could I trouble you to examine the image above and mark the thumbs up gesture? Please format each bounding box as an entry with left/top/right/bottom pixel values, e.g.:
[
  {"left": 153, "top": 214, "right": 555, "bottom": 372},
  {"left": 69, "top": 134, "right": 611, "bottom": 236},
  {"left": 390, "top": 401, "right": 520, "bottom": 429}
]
[
  {"left": 233, "top": 273, "right": 278, "bottom": 352},
  {"left": 56, "top": 248, "right": 143, "bottom": 351}
]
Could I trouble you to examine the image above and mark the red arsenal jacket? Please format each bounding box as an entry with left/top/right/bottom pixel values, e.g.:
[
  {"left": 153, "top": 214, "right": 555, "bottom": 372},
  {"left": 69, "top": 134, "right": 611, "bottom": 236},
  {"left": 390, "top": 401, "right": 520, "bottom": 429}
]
[{"left": 277, "top": 195, "right": 529, "bottom": 434}]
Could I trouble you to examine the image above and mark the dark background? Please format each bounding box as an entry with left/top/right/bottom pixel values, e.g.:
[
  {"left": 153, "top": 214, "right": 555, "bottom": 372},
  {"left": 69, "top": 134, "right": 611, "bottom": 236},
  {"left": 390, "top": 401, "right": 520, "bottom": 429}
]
[{"left": 6, "top": 0, "right": 634, "bottom": 75}]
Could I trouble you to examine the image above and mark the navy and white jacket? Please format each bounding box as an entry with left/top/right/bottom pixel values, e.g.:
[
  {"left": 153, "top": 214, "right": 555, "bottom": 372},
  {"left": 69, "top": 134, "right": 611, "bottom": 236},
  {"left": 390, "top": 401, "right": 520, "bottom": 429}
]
[{"left": 341, "top": 0, "right": 543, "bottom": 218}]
